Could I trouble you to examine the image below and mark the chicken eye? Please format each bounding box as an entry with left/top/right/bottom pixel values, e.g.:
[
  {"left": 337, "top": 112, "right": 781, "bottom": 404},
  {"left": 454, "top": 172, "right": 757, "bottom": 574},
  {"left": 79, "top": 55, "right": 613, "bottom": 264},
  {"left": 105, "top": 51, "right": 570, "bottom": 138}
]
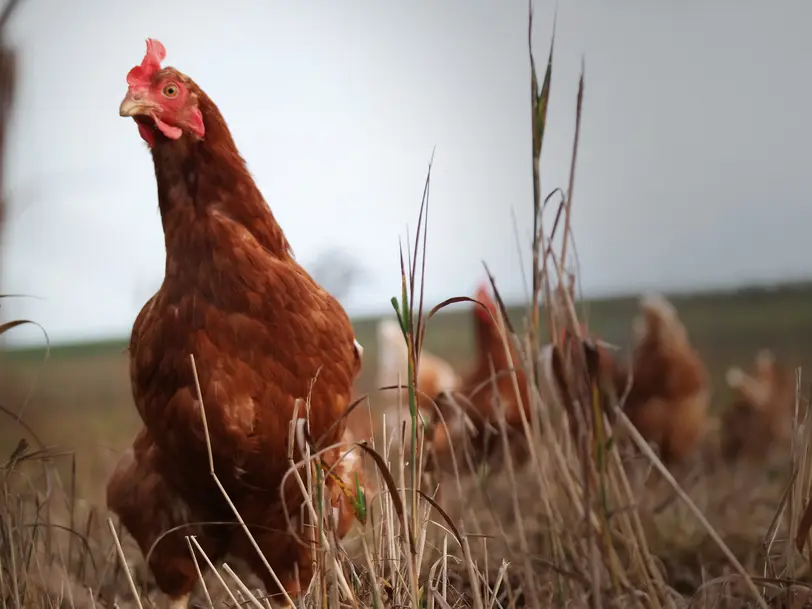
[{"left": 162, "top": 83, "right": 179, "bottom": 98}]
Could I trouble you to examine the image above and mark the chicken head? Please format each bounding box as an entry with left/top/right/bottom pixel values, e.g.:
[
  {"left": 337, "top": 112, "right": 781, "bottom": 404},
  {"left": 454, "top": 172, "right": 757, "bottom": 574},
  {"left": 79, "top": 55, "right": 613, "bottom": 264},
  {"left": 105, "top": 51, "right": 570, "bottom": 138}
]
[{"left": 119, "top": 38, "right": 205, "bottom": 146}]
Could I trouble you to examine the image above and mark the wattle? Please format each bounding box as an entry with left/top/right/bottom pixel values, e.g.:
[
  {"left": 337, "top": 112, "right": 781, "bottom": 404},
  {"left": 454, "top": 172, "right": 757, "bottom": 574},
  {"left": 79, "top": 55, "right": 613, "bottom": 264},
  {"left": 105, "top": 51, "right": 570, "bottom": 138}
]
[
  {"left": 136, "top": 120, "right": 156, "bottom": 148},
  {"left": 154, "top": 116, "right": 183, "bottom": 140}
]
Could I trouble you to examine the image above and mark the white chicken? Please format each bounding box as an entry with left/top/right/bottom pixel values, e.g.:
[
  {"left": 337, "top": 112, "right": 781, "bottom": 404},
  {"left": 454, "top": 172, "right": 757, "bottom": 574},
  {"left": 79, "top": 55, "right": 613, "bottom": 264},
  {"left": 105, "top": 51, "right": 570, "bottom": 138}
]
[{"left": 375, "top": 318, "right": 461, "bottom": 446}]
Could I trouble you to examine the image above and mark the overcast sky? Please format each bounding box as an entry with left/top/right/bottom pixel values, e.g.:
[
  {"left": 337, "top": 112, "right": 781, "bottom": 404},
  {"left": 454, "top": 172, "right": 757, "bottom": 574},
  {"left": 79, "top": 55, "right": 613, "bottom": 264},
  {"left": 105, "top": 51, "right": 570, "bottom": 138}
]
[{"left": 1, "top": 0, "right": 810, "bottom": 347}]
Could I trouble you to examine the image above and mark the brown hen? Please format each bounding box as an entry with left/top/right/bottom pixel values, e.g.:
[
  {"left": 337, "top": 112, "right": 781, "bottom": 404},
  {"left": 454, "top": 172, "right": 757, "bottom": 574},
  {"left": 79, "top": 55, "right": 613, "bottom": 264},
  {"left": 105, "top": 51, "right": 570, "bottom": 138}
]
[
  {"left": 618, "top": 294, "right": 710, "bottom": 465},
  {"left": 720, "top": 349, "right": 799, "bottom": 462},
  {"left": 427, "top": 282, "right": 532, "bottom": 474},
  {"left": 107, "top": 39, "right": 365, "bottom": 607}
]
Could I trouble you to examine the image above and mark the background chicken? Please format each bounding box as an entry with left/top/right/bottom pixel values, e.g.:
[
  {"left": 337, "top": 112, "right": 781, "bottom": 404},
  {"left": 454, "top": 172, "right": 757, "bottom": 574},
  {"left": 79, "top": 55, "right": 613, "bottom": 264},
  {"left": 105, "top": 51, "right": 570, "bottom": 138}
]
[
  {"left": 427, "top": 281, "right": 532, "bottom": 474},
  {"left": 720, "top": 349, "right": 799, "bottom": 462},
  {"left": 106, "top": 39, "right": 366, "bottom": 607},
  {"left": 375, "top": 317, "right": 461, "bottom": 447},
  {"left": 323, "top": 428, "right": 370, "bottom": 539},
  {"left": 615, "top": 294, "right": 710, "bottom": 465}
]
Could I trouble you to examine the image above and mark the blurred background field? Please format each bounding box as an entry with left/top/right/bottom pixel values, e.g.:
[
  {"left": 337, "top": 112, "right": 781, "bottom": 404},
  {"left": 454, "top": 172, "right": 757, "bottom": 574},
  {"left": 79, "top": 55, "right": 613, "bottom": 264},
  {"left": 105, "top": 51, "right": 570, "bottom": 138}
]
[{"left": 2, "top": 280, "right": 811, "bottom": 504}]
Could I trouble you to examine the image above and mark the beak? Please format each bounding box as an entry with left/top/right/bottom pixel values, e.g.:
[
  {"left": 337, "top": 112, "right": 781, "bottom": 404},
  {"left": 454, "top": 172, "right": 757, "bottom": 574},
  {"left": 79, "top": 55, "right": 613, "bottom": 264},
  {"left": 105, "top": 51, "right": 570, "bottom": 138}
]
[{"left": 119, "top": 91, "right": 155, "bottom": 117}]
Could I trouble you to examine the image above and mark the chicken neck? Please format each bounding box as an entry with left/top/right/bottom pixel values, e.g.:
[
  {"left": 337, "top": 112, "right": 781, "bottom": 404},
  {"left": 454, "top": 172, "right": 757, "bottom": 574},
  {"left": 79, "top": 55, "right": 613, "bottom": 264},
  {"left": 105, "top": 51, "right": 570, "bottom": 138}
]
[{"left": 148, "top": 89, "right": 291, "bottom": 268}]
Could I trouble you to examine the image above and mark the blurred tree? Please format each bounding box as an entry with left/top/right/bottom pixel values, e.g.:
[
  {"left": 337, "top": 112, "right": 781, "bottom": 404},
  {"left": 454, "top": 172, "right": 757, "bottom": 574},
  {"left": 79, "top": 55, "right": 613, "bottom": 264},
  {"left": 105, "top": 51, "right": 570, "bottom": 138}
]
[
  {"left": 0, "top": 0, "right": 22, "bottom": 280},
  {"left": 308, "top": 247, "right": 367, "bottom": 301}
]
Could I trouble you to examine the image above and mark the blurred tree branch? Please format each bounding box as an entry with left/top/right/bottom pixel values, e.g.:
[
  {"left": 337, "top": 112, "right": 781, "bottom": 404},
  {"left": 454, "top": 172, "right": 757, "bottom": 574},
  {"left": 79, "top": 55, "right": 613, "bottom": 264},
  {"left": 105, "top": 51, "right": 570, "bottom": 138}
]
[
  {"left": 308, "top": 247, "right": 367, "bottom": 302},
  {"left": 0, "top": 0, "right": 22, "bottom": 272},
  {"left": 0, "top": 0, "right": 22, "bottom": 31}
]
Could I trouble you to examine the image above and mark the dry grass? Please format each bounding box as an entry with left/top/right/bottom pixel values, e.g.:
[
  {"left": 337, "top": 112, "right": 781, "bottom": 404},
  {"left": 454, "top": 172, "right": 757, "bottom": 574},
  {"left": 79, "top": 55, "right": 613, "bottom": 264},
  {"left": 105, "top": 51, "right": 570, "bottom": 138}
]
[
  {"left": 3, "top": 5, "right": 812, "bottom": 609},
  {"left": 1, "top": 375, "right": 811, "bottom": 608}
]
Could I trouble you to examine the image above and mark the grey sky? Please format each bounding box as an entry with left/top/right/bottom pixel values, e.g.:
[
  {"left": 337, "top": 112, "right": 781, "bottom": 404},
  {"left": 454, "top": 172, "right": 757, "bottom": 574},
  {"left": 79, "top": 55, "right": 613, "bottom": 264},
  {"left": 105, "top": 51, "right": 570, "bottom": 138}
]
[{"left": 2, "top": 0, "right": 810, "bottom": 347}]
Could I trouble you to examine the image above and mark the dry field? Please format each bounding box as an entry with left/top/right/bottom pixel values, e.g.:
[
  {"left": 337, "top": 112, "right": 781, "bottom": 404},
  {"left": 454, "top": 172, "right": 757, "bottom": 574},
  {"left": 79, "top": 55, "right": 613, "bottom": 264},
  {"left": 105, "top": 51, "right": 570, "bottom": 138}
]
[{"left": 1, "top": 282, "right": 812, "bottom": 608}]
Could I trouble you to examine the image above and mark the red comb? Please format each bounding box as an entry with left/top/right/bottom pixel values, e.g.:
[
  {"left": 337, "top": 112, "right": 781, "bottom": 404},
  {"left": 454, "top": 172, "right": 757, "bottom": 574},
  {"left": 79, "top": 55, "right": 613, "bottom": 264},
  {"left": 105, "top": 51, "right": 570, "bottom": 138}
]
[{"left": 126, "top": 38, "right": 166, "bottom": 89}]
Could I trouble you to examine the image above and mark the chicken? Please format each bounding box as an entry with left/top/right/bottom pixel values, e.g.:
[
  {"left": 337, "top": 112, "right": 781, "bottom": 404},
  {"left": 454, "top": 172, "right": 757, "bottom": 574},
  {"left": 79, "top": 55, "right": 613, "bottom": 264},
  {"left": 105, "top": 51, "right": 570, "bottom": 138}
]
[
  {"left": 615, "top": 294, "right": 709, "bottom": 465},
  {"left": 426, "top": 282, "right": 532, "bottom": 474},
  {"left": 375, "top": 318, "right": 461, "bottom": 446},
  {"left": 720, "top": 349, "right": 798, "bottom": 462},
  {"left": 107, "top": 39, "right": 366, "bottom": 607}
]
